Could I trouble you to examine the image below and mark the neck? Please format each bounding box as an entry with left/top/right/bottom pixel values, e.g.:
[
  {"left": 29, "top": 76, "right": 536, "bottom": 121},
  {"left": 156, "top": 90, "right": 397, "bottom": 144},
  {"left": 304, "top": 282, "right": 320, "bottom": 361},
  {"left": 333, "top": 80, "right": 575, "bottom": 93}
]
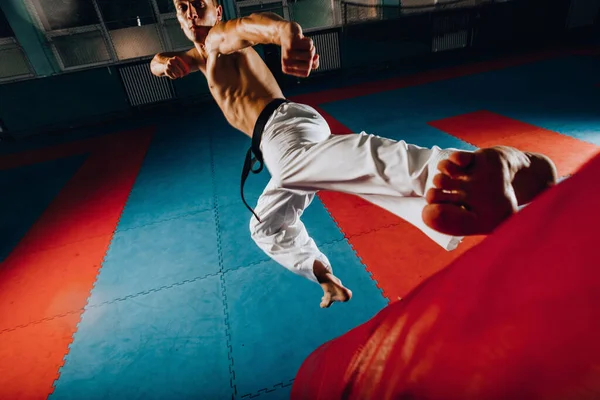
[{"left": 193, "top": 42, "right": 208, "bottom": 59}]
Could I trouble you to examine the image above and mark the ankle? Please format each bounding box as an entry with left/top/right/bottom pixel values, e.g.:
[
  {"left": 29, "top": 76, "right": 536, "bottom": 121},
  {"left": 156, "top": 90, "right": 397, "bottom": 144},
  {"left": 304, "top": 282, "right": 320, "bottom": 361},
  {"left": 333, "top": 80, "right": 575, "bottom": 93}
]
[{"left": 313, "top": 260, "right": 333, "bottom": 284}]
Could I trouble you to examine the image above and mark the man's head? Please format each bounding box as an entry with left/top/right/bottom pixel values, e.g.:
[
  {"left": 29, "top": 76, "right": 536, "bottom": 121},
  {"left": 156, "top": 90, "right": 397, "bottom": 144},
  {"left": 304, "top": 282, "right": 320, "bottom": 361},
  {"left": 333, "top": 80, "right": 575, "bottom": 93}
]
[{"left": 174, "top": 0, "right": 223, "bottom": 44}]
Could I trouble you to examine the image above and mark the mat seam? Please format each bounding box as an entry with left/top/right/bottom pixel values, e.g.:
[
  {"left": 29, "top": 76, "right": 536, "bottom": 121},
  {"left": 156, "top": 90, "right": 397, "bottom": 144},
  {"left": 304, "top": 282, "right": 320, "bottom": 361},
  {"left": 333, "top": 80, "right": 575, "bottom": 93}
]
[
  {"left": 0, "top": 273, "right": 226, "bottom": 336},
  {"left": 115, "top": 206, "right": 214, "bottom": 233},
  {"left": 210, "top": 132, "right": 238, "bottom": 400},
  {"left": 46, "top": 135, "right": 155, "bottom": 398},
  {"left": 240, "top": 379, "right": 296, "bottom": 398}
]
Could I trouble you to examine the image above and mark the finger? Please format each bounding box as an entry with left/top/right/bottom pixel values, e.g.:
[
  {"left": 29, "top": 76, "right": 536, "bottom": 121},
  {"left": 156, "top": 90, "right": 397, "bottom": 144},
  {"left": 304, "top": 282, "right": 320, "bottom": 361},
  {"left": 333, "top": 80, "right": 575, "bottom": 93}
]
[
  {"left": 165, "top": 69, "right": 177, "bottom": 79},
  {"left": 166, "top": 61, "right": 184, "bottom": 78},
  {"left": 437, "top": 159, "right": 469, "bottom": 179},
  {"left": 284, "top": 58, "right": 313, "bottom": 70},
  {"left": 282, "top": 63, "right": 311, "bottom": 77},
  {"left": 312, "top": 54, "right": 319, "bottom": 70},
  {"left": 425, "top": 187, "right": 468, "bottom": 205},
  {"left": 170, "top": 57, "right": 189, "bottom": 75},
  {"left": 432, "top": 173, "right": 464, "bottom": 191},
  {"left": 292, "top": 36, "right": 313, "bottom": 50},
  {"left": 284, "top": 68, "right": 311, "bottom": 78},
  {"left": 169, "top": 66, "right": 184, "bottom": 78},
  {"left": 284, "top": 69, "right": 310, "bottom": 78},
  {"left": 422, "top": 203, "right": 479, "bottom": 236},
  {"left": 284, "top": 50, "right": 314, "bottom": 64},
  {"left": 449, "top": 151, "right": 475, "bottom": 168},
  {"left": 169, "top": 57, "right": 185, "bottom": 73}
]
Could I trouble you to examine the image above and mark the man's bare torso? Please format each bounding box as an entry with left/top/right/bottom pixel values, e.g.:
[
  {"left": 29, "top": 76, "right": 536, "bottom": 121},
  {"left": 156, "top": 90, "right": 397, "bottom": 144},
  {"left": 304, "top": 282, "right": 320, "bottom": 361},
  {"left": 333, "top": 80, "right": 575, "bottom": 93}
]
[{"left": 194, "top": 46, "right": 284, "bottom": 137}]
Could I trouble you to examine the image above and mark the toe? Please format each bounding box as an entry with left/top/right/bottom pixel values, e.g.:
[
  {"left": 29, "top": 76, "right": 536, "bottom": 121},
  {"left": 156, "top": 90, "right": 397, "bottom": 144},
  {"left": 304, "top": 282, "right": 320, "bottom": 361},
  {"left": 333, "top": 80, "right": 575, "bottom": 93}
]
[
  {"left": 320, "top": 294, "right": 332, "bottom": 308},
  {"left": 438, "top": 159, "right": 469, "bottom": 179},
  {"left": 422, "top": 203, "right": 480, "bottom": 236},
  {"left": 449, "top": 151, "right": 475, "bottom": 168},
  {"left": 433, "top": 173, "right": 465, "bottom": 191},
  {"left": 426, "top": 187, "right": 468, "bottom": 205}
]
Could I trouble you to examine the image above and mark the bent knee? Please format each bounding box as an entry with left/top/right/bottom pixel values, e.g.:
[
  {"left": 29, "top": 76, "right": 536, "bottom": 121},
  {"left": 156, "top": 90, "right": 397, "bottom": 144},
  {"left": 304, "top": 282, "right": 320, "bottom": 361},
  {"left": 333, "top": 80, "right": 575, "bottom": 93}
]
[
  {"left": 249, "top": 216, "right": 274, "bottom": 243},
  {"left": 249, "top": 216, "right": 262, "bottom": 239}
]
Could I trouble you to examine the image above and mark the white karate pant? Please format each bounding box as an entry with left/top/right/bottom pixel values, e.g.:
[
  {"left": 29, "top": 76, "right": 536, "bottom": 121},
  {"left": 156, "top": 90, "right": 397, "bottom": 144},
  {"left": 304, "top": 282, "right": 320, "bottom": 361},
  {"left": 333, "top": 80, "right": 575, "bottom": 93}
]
[{"left": 249, "top": 101, "right": 465, "bottom": 284}]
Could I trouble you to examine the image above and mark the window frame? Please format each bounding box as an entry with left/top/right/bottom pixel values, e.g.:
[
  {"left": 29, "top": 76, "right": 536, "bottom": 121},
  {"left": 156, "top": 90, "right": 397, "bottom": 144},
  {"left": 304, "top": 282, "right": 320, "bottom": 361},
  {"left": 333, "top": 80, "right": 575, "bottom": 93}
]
[
  {"left": 0, "top": 36, "right": 36, "bottom": 83},
  {"left": 23, "top": 0, "right": 185, "bottom": 72}
]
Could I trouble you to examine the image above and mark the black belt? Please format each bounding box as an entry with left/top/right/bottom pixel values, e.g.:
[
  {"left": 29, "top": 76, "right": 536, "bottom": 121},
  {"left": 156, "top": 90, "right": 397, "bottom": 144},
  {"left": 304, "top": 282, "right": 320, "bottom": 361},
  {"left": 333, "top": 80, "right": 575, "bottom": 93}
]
[{"left": 241, "top": 98, "right": 289, "bottom": 222}]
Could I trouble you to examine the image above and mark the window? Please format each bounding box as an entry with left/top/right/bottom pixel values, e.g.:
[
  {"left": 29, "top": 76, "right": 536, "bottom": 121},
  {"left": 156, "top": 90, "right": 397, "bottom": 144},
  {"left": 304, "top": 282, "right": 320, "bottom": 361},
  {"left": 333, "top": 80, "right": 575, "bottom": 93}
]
[
  {"left": 32, "top": 0, "right": 100, "bottom": 31},
  {"left": 0, "top": 8, "right": 34, "bottom": 81},
  {"left": 26, "top": 0, "right": 190, "bottom": 70},
  {"left": 28, "top": 0, "right": 112, "bottom": 69},
  {"left": 236, "top": 0, "right": 291, "bottom": 21},
  {"left": 97, "top": 0, "right": 164, "bottom": 60},
  {"left": 155, "top": 0, "right": 194, "bottom": 51}
]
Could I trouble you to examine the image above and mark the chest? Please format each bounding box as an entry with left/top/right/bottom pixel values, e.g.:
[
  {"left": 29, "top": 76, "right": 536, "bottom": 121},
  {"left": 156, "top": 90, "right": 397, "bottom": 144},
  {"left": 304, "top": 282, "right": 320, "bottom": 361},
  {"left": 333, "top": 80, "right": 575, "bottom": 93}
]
[{"left": 204, "top": 52, "right": 244, "bottom": 92}]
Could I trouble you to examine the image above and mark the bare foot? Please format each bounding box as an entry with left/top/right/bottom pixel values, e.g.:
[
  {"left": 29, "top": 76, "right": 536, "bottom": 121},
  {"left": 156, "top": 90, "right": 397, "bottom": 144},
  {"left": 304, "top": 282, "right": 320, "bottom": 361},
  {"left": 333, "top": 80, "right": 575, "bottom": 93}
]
[
  {"left": 313, "top": 261, "right": 352, "bottom": 308},
  {"left": 422, "top": 146, "right": 557, "bottom": 236}
]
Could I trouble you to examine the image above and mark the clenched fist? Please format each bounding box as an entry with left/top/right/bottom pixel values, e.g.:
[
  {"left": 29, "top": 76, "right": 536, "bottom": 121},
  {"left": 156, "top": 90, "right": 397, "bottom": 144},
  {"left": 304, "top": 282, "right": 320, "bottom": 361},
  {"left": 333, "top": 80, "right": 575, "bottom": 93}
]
[
  {"left": 164, "top": 56, "right": 191, "bottom": 79},
  {"left": 280, "top": 22, "right": 320, "bottom": 78}
]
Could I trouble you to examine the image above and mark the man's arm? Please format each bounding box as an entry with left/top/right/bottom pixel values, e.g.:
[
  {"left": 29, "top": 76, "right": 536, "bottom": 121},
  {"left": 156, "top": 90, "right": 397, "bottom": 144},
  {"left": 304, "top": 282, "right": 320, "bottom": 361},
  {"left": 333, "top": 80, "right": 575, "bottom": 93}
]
[
  {"left": 206, "top": 12, "right": 319, "bottom": 77},
  {"left": 150, "top": 47, "right": 201, "bottom": 79},
  {"left": 205, "top": 12, "right": 291, "bottom": 55}
]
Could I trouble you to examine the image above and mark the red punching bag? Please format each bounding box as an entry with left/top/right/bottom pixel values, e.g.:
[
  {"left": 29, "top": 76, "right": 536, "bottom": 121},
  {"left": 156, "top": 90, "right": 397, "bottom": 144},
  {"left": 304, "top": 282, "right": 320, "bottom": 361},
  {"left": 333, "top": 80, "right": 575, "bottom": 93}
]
[{"left": 292, "top": 151, "right": 600, "bottom": 400}]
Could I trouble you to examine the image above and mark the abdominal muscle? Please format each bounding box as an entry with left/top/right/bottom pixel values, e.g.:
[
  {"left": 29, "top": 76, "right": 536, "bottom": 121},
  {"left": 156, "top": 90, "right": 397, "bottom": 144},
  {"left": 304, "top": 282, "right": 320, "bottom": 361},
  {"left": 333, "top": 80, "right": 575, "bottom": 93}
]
[{"left": 205, "top": 47, "right": 285, "bottom": 137}]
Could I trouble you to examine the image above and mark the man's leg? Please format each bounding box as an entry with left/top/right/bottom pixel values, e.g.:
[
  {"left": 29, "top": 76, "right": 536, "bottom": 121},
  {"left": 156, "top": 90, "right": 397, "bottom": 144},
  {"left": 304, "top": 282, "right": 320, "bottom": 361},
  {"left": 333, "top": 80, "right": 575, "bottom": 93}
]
[
  {"left": 422, "top": 146, "right": 558, "bottom": 236},
  {"left": 249, "top": 178, "right": 352, "bottom": 307},
  {"left": 262, "top": 103, "right": 556, "bottom": 239}
]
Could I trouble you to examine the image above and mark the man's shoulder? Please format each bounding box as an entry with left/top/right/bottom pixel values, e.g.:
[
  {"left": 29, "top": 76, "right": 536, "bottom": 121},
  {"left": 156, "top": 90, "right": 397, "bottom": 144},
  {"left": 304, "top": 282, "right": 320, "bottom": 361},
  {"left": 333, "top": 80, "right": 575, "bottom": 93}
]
[{"left": 184, "top": 47, "right": 208, "bottom": 68}]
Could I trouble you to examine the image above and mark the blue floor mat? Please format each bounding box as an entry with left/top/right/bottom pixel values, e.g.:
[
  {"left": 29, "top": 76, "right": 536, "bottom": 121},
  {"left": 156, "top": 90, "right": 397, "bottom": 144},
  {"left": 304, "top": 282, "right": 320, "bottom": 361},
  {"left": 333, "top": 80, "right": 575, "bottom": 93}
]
[
  {"left": 248, "top": 384, "right": 292, "bottom": 400},
  {"left": 118, "top": 119, "right": 214, "bottom": 230},
  {"left": 88, "top": 209, "right": 219, "bottom": 306},
  {"left": 223, "top": 240, "right": 387, "bottom": 397},
  {"left": 51, "top": 275, "right": 231, "bottom": 400}
]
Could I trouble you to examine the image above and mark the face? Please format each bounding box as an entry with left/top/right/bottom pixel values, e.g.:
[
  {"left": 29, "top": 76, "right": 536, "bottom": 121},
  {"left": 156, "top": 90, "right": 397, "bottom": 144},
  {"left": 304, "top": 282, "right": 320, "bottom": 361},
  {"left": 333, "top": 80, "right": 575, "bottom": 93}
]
[{"left": 174, "top": 0, "right": 223, "bottom": 43}]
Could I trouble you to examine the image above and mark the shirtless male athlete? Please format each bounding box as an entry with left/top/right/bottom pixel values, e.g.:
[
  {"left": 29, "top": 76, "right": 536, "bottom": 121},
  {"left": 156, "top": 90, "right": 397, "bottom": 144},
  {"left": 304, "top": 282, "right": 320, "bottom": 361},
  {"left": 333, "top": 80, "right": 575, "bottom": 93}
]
[{"left": 150, "top": 0, "right": 557, "bottom": 308}]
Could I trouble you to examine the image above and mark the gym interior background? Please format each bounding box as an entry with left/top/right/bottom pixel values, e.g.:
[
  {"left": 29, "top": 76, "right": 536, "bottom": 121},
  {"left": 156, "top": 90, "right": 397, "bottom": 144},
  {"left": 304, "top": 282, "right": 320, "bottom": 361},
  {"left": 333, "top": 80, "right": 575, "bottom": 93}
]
[{"left": 0, "top": 0, "right": 598, "bottom": 138}]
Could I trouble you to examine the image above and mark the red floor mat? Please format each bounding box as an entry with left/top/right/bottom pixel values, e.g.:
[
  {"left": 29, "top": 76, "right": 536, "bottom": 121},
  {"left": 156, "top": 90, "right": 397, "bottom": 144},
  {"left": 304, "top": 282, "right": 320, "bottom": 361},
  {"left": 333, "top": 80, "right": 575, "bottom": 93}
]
[
  {"left": 0, "top": 128, "right": 154, "bottom": 399},
  {"left": 429, "top": 110, "right": 600, "bottom": 176},
  {"left": 0, "top": 314, "right": 82, "bottom": 400}
]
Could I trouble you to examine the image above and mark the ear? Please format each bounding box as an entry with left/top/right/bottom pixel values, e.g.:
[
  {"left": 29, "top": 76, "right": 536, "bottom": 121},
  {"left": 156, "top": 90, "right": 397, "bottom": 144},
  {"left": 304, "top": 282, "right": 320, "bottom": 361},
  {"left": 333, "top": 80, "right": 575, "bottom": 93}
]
[{"left": 216, "top": 5, "right": 223, "bottom": 21}]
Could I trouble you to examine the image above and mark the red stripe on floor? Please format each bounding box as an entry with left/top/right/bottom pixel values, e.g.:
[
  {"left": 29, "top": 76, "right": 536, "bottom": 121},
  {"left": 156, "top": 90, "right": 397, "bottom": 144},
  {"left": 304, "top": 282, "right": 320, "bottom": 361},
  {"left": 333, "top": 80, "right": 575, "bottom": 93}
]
[
  {"left": 314, "top": 111, "right": 483, "bottom": 301},
  {"left": 0, "top": 314, "right": 82, "bottom": 400},
  {"left": 428, "top": 111, "right": 600, "bottom": 176},
  {"left": 291, "top": 50, "right": 569, "bottom": 106},
  {"left": 0, "top": 128, "right": 154, "bottom": 399}
]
